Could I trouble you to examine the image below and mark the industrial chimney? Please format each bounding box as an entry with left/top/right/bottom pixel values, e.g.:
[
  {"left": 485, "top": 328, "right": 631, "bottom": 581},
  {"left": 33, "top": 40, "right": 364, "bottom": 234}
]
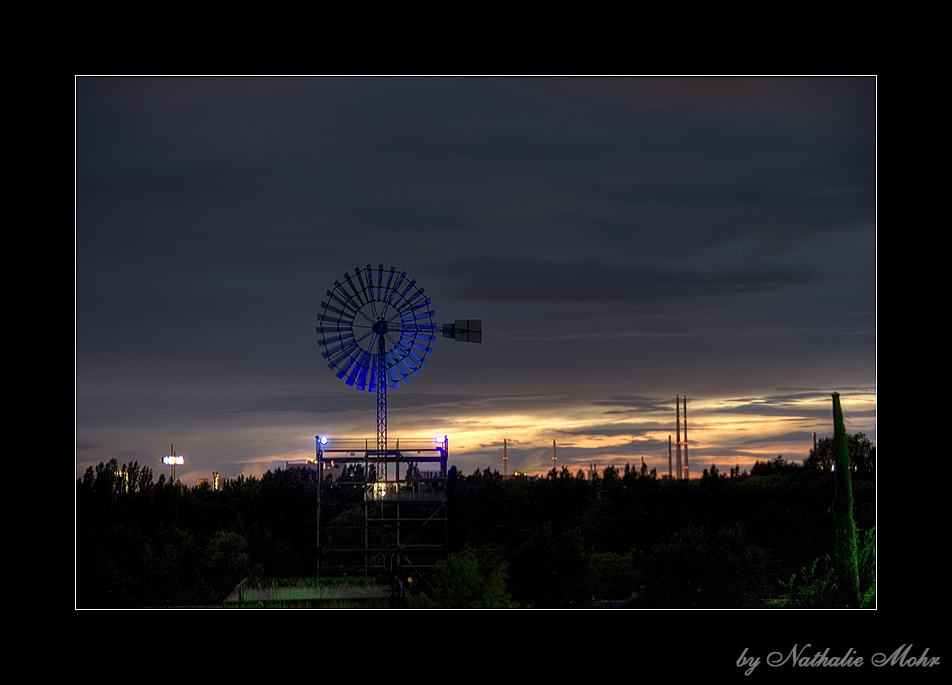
[
  {"left": 676, "top": 397, "right": 682, "bottom": 480},
  {"left": 683, "top": 395, "right": 689, "bottom": 480},
  {"left": 675, "top": 395, "right": 690, "bottom": 479}
]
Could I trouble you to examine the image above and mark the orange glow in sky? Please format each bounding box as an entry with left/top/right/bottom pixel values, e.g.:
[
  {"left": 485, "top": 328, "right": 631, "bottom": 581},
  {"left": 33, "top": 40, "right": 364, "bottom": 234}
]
[{"left": 206, "top": 388, "right": 875, "bottom": 483}]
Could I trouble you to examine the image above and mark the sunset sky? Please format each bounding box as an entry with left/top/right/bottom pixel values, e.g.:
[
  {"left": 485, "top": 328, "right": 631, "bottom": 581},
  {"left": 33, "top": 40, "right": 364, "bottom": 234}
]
[{"left": 75, "top": 76, "right": 876, "bottom": 484}]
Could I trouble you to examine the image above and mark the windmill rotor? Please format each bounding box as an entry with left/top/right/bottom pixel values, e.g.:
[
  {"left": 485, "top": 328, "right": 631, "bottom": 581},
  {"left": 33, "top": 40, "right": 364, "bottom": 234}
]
[{"left": 318, "top": 264, "right": 435, "bottom": 392}]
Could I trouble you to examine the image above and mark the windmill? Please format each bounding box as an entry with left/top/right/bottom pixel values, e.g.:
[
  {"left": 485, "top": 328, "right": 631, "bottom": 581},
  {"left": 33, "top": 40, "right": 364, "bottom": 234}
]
[
  {"left": 315, "top": 264, "right": 480, "bottom": 577},
  {"left": 316, "top": 263, "right": 481, "bottom": 459}
]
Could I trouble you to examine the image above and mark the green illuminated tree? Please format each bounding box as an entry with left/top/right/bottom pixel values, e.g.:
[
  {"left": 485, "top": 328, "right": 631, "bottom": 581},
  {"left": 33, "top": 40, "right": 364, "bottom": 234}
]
[
  {"left": 413, "top": 546, "right": 517, "bottom": 609},
  {"left": 831, "top": 392, "right": 861, "bottom": 607},
  {"left": 778, "top": 527, "right": 875, "bottom": 608}
]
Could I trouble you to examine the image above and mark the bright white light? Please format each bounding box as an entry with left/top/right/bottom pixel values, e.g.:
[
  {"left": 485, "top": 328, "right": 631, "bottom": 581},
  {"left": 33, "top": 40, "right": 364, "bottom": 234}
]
[
  {"left": 434, "top": 435, "right": 446, "bottom": 444},
  {"left": 318, "top": 436, "right": 328, "bottom": 445},
  {"left": 163, "top": 456, "right": 184, "bottom": 465}
]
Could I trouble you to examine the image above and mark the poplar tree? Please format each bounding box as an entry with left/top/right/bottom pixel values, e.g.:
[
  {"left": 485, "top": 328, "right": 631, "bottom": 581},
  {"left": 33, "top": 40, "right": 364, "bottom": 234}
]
[{"left": 831, "top": 392, "right": 861, "bottom": 607}]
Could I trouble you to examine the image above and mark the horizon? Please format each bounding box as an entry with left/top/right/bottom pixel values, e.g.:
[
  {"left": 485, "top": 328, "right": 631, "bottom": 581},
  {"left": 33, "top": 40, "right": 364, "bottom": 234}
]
[{"left": 81, "top": 387, "right": 875, "bottom": 486}]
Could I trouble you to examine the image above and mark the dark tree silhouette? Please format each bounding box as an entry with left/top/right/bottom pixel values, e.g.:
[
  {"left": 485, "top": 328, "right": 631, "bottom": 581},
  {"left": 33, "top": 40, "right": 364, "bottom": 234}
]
[{"left": 806, "top": 431, "right": 875, "bottom": 480}]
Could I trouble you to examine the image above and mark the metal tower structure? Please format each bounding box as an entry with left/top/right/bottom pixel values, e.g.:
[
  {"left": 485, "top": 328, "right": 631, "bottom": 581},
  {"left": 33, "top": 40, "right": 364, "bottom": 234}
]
[
  {"left": 315, "top": 264, "right": 481, "bottom": 581},
  {"left": 314, "top": 436, "right": 451, "bottom": 579}
]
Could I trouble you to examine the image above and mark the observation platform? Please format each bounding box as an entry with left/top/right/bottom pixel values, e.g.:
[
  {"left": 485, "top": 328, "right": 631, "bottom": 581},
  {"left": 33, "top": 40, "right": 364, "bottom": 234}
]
[
  {"left": 314, "top": 437, "right": 448, "bottom": 461},
  {"left": 311, "top": 437, "right": 447, "bottom": 479}
]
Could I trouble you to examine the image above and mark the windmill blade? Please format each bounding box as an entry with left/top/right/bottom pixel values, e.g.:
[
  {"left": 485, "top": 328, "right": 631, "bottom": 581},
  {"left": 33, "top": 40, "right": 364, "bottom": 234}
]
[
  {"left": 383, "top": 270, "right": 407, "bottom": 310},
  {"left": 322, "top": 290, "right": 363, "bottom": 322},
  {"left": 342, "top": 270, "right": 368, "bottom": 310},
  {"left": 382, "top": 265, "right": 398, "bottom": 303}
]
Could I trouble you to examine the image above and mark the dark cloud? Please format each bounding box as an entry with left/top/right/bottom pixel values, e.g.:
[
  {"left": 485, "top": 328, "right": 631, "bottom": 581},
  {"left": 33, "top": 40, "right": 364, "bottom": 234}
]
[{"left": 429, "top": 255, "right": 820, "bottom": 309}]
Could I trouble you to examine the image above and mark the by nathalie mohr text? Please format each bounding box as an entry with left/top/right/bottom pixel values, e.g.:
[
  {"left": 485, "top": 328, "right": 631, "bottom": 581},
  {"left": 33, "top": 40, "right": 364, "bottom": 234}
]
[{"left": 737, "top": 645, "right": 939, "bottom": 675}]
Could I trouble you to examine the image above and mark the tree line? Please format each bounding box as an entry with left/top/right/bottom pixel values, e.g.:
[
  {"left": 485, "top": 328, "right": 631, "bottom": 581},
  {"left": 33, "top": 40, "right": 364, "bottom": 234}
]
[{"left": 76, "top": 433, "right": 875, "bottom": 608}]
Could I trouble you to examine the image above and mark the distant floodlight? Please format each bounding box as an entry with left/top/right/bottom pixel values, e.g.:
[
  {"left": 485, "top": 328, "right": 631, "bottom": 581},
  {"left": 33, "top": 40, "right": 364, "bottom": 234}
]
[
  {"left": 162, "top": 455, "right": 184, "bottom": 465},
  {"left": 435, "top": 435, "right": 446, "bottom": 444},
  {"left": 318, "top": 435, "right": 328, "bottom": 445}
]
